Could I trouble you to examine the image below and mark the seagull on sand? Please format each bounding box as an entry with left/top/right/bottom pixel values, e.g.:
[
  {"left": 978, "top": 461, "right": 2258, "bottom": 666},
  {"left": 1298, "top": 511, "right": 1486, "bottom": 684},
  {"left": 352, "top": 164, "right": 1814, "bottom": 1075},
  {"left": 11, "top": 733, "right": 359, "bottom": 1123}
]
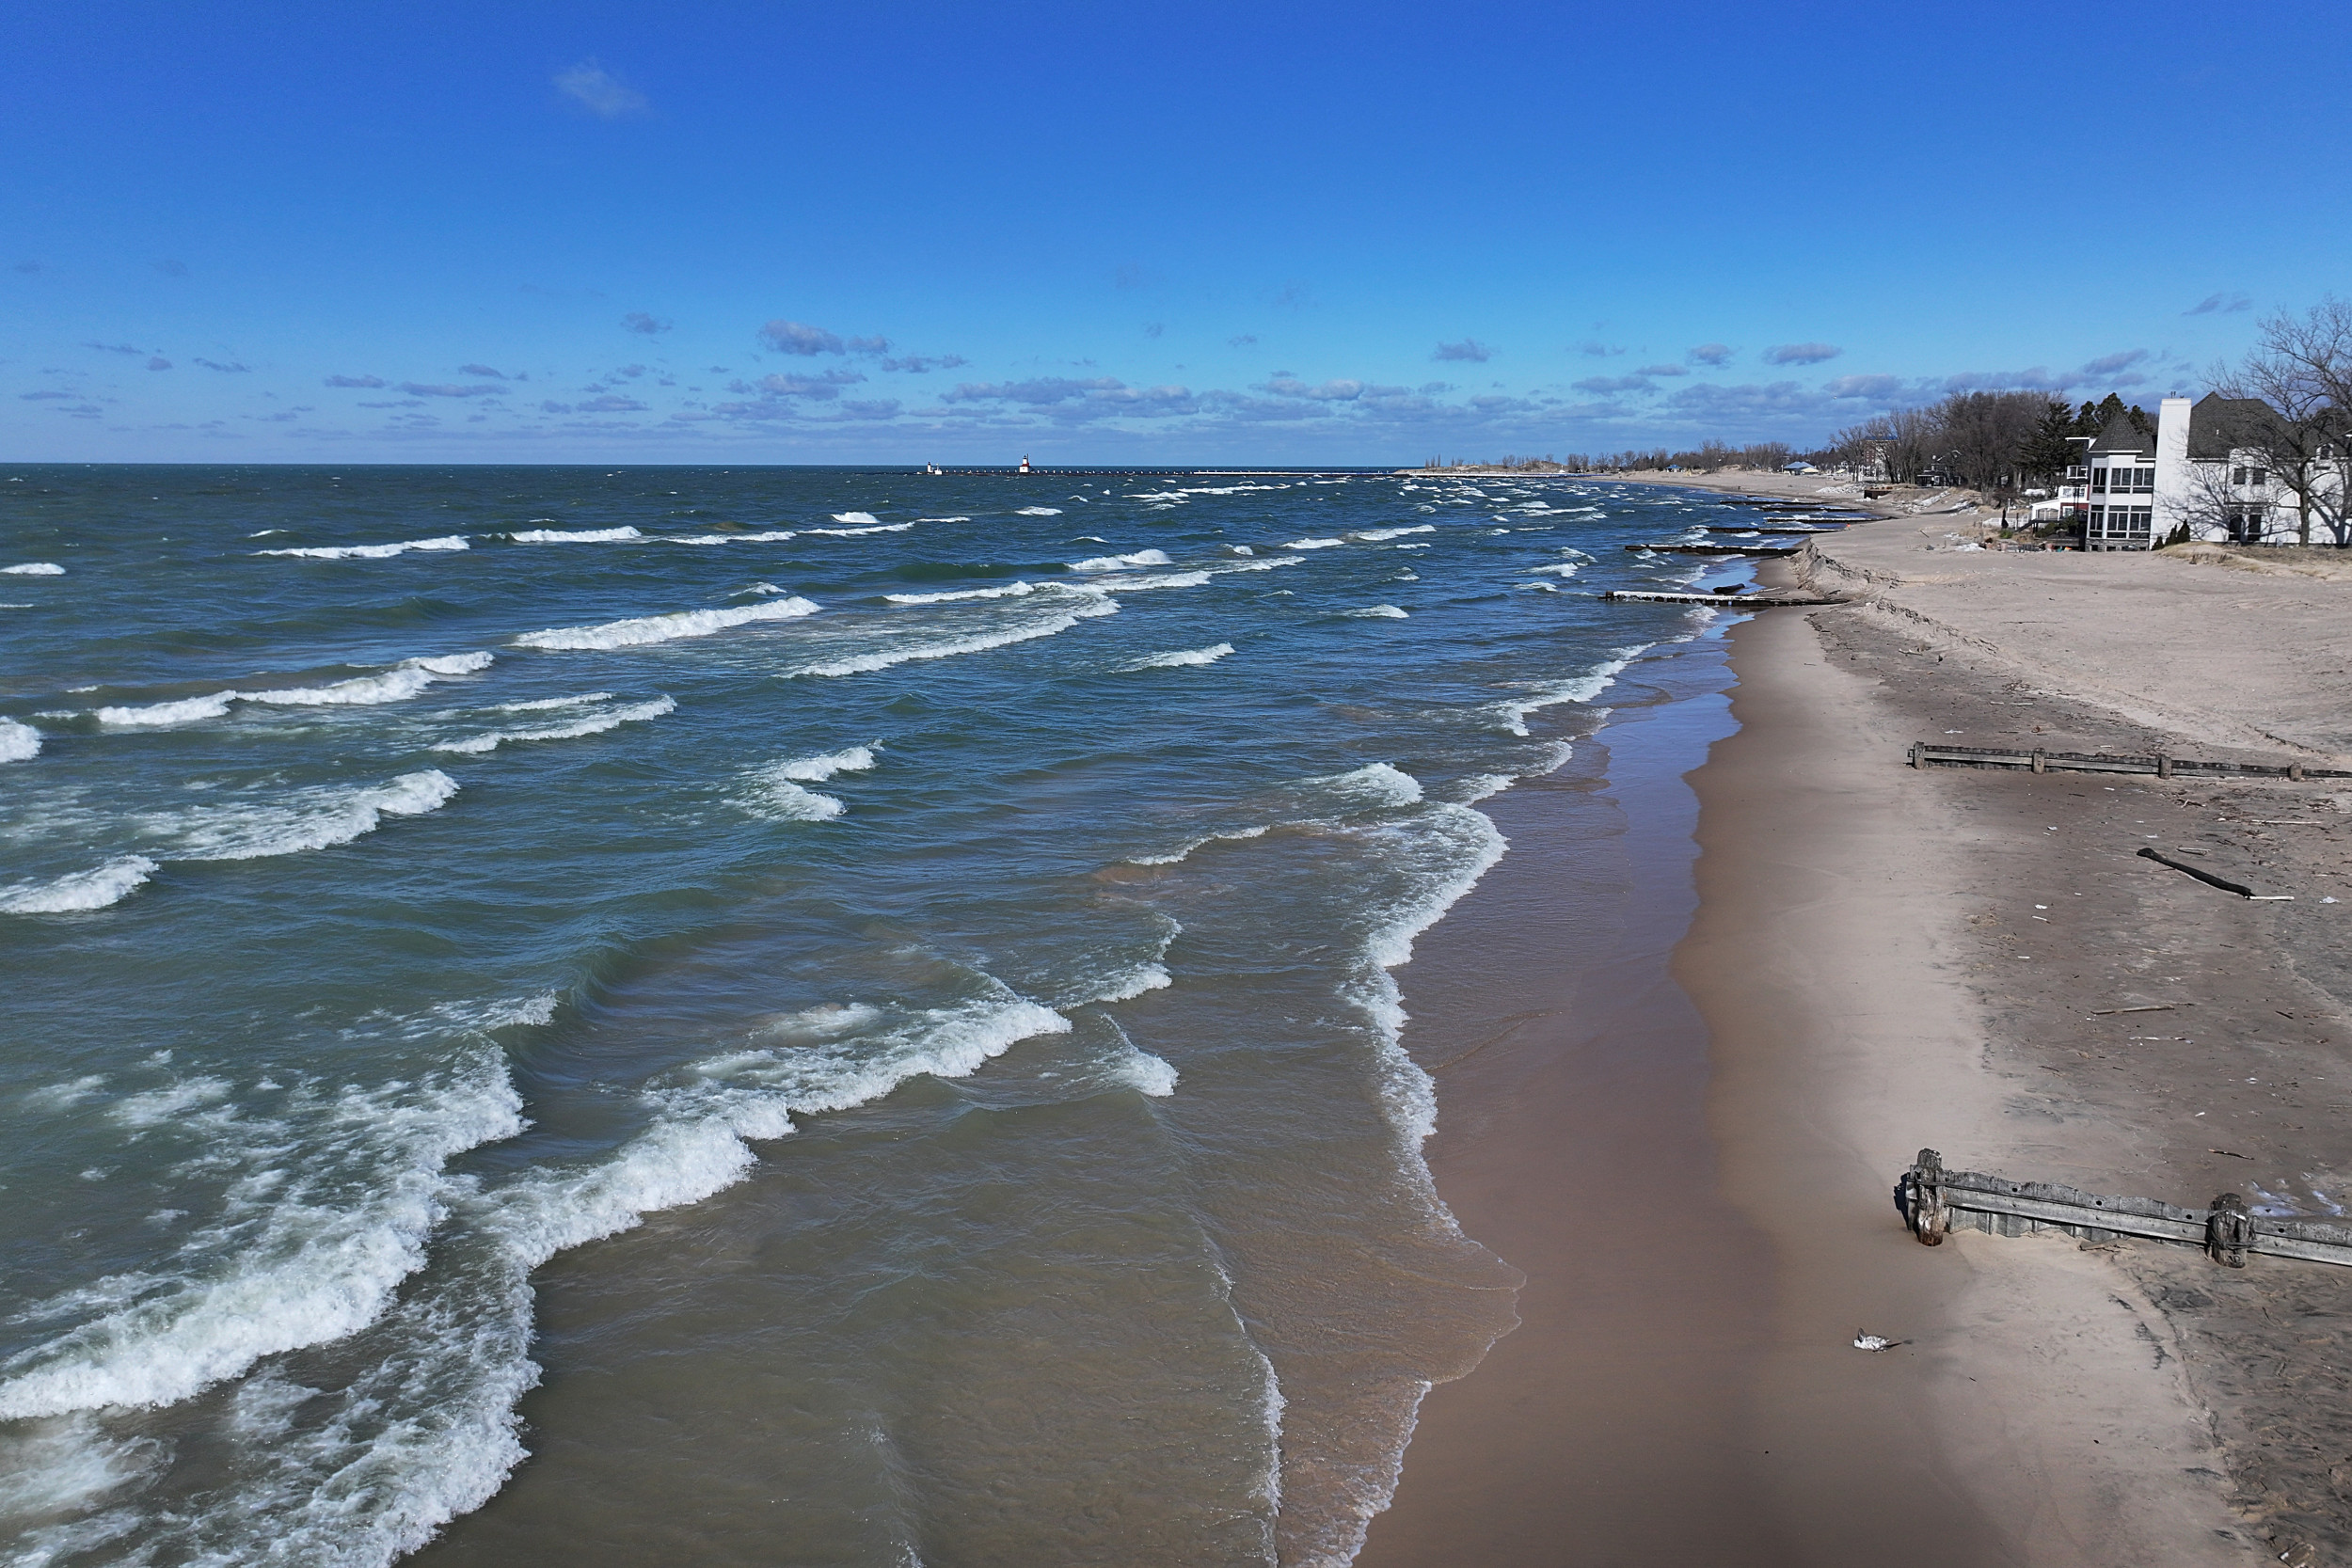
[{"left": 1853, "top": 1330, "right": 1907, "bottom": 1352}]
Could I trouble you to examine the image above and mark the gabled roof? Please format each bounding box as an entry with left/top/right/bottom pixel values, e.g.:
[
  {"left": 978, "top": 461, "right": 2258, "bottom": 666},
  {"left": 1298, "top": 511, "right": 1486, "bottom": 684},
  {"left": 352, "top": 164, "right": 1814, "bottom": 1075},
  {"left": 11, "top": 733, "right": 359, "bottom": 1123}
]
[
  {"left": 2088, "top": 413, "right": 2155, "bottom": 456},
  {"left": 2185, "top": 391, "right": 2280, "bottom": 462}
]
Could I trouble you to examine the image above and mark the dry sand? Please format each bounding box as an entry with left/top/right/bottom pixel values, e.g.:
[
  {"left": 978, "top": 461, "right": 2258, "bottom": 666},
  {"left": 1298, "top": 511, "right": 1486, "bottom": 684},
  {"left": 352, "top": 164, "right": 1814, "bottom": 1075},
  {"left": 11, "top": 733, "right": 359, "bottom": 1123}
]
[{"left": 1364, "top": 510, "right": 2352, "bottom": 1566}]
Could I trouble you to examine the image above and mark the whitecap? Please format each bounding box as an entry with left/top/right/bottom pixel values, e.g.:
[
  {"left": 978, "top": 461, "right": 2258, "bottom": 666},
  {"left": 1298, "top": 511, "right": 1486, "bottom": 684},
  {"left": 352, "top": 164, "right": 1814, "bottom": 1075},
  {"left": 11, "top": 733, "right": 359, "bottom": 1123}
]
[
  {"left": 659, "top": 530, "right": 798, "bottom": 546},
  {"left": 1343, "top": 605, "right": 1409, "bottom": 618},
  {"left": 508, "top": 527, "right": 643, "bottom": 544},
  {"left": 433, "top": 696, "right": 675, "bottom": 754},
  {"left": 147, "top": 769, "right": 460, "bottom": 861},
  {"left": 1068, "top": 548, "right": 1169, "bottom": 572},
  {"left": 0, "top": 1053, "right": 525, "bottom": 1420},
  {"left": 256, "top": 536, "right": 469, "bottom": 560},
  {"left": 1015, "top": 506, "right": 1063, "bottom": 516},
  {"left": 830, "top": 512, "right": 882, "bottom": 525},
  {"left": 803, "top": 522, "right": 914, "bottom": 537},
  {"left": 1129, "top": 642, "right": 1233, "bottom": 670},
  {"left": 1284, "top": 537, "right": 1346, "bottom": 549},
  {"left": 4, "top": 562, "right": 65, "bottom": 576},
  {"left": 1313, "top": 762, "right": 1424, "bottom": 810},
  {"left": 93, "top": 653, "right": 492, "bottom": 726},
  {"left": 770, "top": 745, "right": 878, "bottom": 782},
  {"left": 913, "top": 516, "right": 971, "bottom": 523},
  {"left": 883, "top": 581, "right": 1038, "bottom": 605},
  {"left": 791, "top": 595, "right": 1116, "bottom": 677},
  {"left": 486, "top": 691, "right": 611, "bottom": 714},
  {"left": 0, "top": 717, "right": 40, "bottom": 762},
  {"left": 1351, "top": 526, "right": 1436, "bottom": 541},
  {"left": 516, "top": 595, "right": 820, "bottom": 651},
  {"left": 1089, "top": 569, "right": 1212, "bottom": 592},
  {"left": 0, "top": 856, "right": 159, "bottom": 914},
  {"left": 1484, "top": 647, "right": 1646, "bottom": 736}
]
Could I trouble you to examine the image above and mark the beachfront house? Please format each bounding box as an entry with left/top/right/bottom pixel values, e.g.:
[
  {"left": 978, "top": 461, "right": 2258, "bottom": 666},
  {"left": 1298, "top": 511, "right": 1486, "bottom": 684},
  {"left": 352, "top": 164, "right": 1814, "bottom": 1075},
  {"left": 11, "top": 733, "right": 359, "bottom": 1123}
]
[{"left": 2081, "top": 393, "right": 2348, "bottom": 550}]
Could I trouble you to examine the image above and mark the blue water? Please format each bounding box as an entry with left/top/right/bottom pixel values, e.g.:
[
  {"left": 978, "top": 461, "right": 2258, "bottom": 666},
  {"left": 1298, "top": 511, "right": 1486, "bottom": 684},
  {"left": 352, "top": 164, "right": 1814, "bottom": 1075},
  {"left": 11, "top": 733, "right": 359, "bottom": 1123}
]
[{"left": 0, "top": 467, "right": 1756, "bottom": 1566}]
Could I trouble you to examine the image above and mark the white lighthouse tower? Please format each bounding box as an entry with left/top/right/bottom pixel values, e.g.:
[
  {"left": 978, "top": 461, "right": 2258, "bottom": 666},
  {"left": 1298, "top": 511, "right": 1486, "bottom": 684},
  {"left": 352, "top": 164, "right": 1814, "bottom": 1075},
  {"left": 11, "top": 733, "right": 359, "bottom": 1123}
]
[{"left": 1018, "top": 454, "right": 1032, "bottom": 473}]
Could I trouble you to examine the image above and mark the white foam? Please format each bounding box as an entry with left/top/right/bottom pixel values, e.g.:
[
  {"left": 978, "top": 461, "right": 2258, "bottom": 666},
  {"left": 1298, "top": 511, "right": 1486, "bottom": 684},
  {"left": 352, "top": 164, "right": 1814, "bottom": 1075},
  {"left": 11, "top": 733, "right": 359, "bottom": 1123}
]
[
  {"left": 1015, "top": 506, "right": 1063, "bottom": 516},
  {"left": 1284, "top": 537, "right": 1346, "bottom": 549},
  {"left": 4, "top": 562, "right": 65, "bottom": 575},
  {"left": 660, "top": 530, "right": 798, "bottom": 546},
  {"left": 1089, "top": 569, "right": 1212, "bottom": 592},
  {"left": 914, "top": 516, "right": 972, "bottom": 523},
  {"left": 803, "top": 522, "right": 913, "bottom": 537},
  {"left": 1525, "top": 562, "right": 1581, "bottom": 578},
  {"left": 1343, "top": 605, "right": 1409, "bottom": 618},
  {"left": 256, "top": 536, "right": 469, "bottom": 560},
  {"left": 434, "top": 696, "right": 675, "bottom": 754},
  {"left": 739, "top": 776, "right": 846, "bottom": 822},
  {"left": 509, "top": 526, "right": 643, "bottom": 543},
  {"left": 0, "top": 1053, "right": 525, "bottom": 1420},
  {"left": 1485, "top": 647, "right": 1645, "bottom": 736},
  {"left": 0, "top": 856, "right": 158, "bottom": 914},
  {"left": 830, "top": 512, "right": 882, "bottom": 525},
  {"left": 1230, "top": 545, "right": 1255, "bottom": 555},
  {"left": 884, "top": 581, "right": 1038, "bottom": 605},
  {"left": 1351, "top": 526, "right": 1436, "bottom": 541},
  {"left": 151, "top": 769, "right": 460, "bottom": 861},
  {"left": 1086, "top": 962, "right": 1171, "bottom": 1003},
  {"left": 0, "top": 717, "right": 40, "bottom": 761},
  {"left": 1130, "top": 642, "right": 1234, "bottom": 669},
  {"left": 487, "top": 691, "right": 611, "bottom": 713},
  {"left": 1110, "top": 1047, "right": 1179, "bottom": 1097},
  {"left": 792, "top": 595, "right": 1116, "bottom": 677},
  {"left": 490, "top": 990, "right": 1072, "bottom": 1269},
  {"left": 92, "top": 654, "right": 492, "bottom": 727},
  {"left": 1068, "top": 547, "right": 1169, "bottom": 572},
  {"left": 771, "top": 745, "right": 879, "bottom": 782},
  {"left": 95, "top": 691, "right": 235, "bottom": 727},
  {"left": 1315, "top": 762, "right": 1424, "bottom": 810},
  {"left": 516, "top": 595, "right": 820, "bottom": 651}
]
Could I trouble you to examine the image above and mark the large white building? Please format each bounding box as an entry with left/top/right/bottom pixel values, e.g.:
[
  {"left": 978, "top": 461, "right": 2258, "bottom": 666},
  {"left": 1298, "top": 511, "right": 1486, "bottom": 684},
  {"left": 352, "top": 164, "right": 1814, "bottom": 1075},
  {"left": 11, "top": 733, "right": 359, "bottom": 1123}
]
[{"left": 2082, "top": 393, "right": 2346, "bottom": 551}]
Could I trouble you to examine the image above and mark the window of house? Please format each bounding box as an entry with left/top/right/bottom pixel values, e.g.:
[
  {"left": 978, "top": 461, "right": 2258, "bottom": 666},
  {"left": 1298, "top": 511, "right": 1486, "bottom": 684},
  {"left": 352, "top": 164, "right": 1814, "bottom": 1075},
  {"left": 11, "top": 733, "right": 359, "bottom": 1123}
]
[
  {"left": 2090, "top": 468, "right": 2108, "bottom": 493},
  {"left": 2127, "top": 467, "right": 2154, "bottom": 492},
  {"left": 2122, "top": 507, "right": 2152, "bottom": 538},
  {"left": 2249, "top": 467, "right": 2268, "bottom": 487},
  {"left": 2232, "top": 467, "right": 2248, "bottom": 485}
]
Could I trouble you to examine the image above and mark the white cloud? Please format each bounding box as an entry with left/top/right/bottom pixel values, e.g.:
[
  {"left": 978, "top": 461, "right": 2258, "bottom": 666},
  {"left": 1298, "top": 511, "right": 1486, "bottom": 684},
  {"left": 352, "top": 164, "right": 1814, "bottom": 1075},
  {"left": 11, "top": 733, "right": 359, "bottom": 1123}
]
[{"left": 555, "top": 61, "right": 648, "bottom": 119}]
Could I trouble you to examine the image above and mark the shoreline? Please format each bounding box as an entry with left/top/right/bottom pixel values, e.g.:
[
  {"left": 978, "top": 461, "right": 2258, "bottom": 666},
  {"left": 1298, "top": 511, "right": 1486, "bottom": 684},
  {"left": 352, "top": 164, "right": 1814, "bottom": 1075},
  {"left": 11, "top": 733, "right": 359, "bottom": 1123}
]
[{"left": 1359, "top": 505, "right": 2352, "bottom": 1562}]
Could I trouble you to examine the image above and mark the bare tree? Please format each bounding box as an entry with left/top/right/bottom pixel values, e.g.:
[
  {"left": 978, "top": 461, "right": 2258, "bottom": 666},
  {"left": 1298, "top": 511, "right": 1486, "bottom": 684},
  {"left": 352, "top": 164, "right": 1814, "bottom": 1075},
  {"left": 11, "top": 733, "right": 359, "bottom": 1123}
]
[{"left": 2206, "top": 306, "right": 2350, "bottom": 546}]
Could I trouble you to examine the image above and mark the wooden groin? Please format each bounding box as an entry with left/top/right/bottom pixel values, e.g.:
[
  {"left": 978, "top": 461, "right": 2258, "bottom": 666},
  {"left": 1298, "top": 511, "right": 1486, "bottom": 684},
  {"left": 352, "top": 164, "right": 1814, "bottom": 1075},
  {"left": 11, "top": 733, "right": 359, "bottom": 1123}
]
[
  {"left": 1706, "top": 525, "right": 1840, "bottom": 536},
  {"left": 1602, "top": 589, "right": 1836, "bottom": 607},
  {"left": 1899, "top": 1149, "right": 2352, "bottom": 1269},
  {"left": 1909, "top": 741, "right": 2349, "bottom": 782},
  {"left": 1624, "top": 543, "right": 1802, "bottom": 557}
]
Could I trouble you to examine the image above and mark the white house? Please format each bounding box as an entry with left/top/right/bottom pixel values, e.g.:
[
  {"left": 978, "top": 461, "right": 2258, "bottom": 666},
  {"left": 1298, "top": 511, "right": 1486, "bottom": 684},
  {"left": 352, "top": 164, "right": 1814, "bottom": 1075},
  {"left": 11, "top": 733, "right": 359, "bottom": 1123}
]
[{"left": 2082, "top": 394, "right": 2346, "bottom": 550}]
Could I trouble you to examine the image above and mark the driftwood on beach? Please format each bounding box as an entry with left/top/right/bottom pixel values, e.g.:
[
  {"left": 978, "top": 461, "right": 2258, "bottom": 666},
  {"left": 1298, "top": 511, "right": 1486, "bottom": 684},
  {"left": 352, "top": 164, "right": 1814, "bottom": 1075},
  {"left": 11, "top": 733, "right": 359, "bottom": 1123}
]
[
  {"left": 1899, "top": 1149, "right": 2352, "bottom": 1270},
  {"left": 1909, "top": 741, "right": 2349, "bottom": 782}
]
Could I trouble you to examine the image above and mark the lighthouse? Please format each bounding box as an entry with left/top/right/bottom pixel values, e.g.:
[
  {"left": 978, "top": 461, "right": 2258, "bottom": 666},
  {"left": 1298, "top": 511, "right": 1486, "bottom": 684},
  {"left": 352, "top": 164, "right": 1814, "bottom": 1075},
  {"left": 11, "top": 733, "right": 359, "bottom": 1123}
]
[{"left": 1018, "top": 454, "right": 1032, "bottom": 473}]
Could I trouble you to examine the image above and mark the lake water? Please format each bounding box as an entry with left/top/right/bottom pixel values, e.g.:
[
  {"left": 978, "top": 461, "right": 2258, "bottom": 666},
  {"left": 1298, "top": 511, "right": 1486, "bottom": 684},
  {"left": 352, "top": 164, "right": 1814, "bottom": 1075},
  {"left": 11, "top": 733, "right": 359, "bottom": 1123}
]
[{"left": 0, "top": 466, "right": 1747, "bottom": 1566}]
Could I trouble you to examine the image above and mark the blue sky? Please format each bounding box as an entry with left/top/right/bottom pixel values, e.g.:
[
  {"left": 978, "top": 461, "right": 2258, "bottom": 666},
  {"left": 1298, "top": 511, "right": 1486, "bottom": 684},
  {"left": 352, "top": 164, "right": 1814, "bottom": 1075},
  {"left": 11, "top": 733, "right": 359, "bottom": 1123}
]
[{"left": 6, "top": 0, "right": 2348, "bottom": 464}]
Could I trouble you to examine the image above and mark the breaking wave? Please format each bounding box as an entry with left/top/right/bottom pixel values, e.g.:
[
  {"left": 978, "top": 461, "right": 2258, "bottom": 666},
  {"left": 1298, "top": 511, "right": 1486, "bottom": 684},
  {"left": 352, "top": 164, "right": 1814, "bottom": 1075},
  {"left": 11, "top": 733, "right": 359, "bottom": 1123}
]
[
  {"left": 0, "top": 717, "right": 40, "bottom": 761},
  {"left": 434, "top": 696, "right": 675, "bottom": 754},
  {"left": 0, "top": 855, "right": 159, "bottom": 914},
  {"left": 516, "top": 596, "right": 820, "bottom": 651},
  {"left": 1130, "top": 642, "right": 1234, "bottom": 669},
  {"left": 256, "top": 536, "right": 470, "bottom": 560}
]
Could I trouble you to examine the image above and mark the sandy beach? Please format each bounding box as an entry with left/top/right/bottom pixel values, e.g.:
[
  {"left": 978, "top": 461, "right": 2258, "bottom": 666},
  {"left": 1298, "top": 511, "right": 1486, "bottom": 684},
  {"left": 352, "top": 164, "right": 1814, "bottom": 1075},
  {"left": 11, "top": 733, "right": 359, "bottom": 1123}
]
[{"left": 1366, "top": 501, "right": 2352, "bottom": 1565}]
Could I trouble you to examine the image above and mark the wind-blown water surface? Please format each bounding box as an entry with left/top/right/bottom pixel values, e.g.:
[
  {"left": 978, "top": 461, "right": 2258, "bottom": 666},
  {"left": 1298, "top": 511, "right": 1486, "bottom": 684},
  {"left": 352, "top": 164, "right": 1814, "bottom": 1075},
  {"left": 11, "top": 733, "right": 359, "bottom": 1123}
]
[{"left": 0, "top": 466, "right": 1743, "bottom": 1566}]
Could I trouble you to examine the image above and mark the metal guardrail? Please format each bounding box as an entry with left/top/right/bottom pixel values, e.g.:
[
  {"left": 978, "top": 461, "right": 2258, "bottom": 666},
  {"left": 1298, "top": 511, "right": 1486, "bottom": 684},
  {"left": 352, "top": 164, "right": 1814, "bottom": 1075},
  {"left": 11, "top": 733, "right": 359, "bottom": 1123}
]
[{"left": 1899, "top": 1149, "right": 2352, "bottom": 1269}]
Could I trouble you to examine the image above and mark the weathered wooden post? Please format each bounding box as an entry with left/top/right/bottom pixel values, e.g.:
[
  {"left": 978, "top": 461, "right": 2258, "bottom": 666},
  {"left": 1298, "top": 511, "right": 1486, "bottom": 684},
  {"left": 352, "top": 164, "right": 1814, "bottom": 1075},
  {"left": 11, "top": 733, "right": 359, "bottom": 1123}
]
[
  {"left": 2207, "top": 1193, "right": 2251, "bottom": 1268},
  {"left": 1909, "top": 741, "right": 1922, "bottom": 768},
  {"left": 2155, "top": 754, "right": 2172, "bottom": 779},
  {"left": 2290, "top": 762, "right": 2305, "bottom": 782},
  {"left": 1902, "top": 1148, "right": 1949, "bottom": 1244},
  {"left": 2030, "top": 748, "right": 2046, "bottom": 774}
]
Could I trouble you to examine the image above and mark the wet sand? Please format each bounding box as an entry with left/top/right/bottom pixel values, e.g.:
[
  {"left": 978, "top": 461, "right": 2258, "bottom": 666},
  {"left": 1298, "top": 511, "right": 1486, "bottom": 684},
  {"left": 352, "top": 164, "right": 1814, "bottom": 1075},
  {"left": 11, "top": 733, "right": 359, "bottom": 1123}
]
[{"left": 1363, "top": 514, "right": 2352, "bottom": 1562}]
